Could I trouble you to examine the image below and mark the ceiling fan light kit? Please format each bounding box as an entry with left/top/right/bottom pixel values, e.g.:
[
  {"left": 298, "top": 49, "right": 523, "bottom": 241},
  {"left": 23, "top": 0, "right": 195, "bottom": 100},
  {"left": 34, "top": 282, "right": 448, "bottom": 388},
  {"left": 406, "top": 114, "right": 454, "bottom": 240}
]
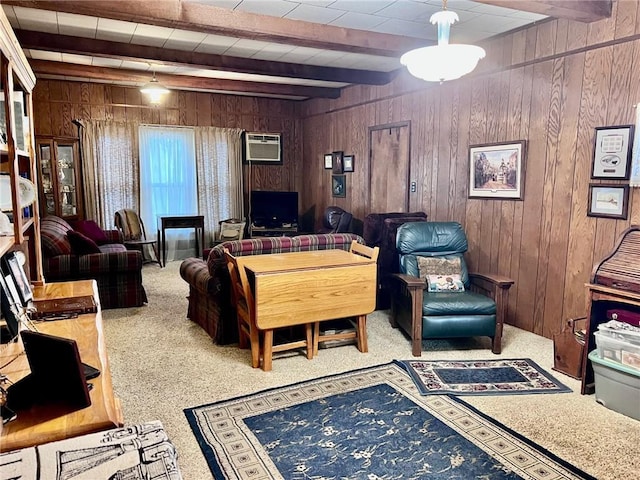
[{"left": 401, "top": 1, "right": 486, "bottom": 83}]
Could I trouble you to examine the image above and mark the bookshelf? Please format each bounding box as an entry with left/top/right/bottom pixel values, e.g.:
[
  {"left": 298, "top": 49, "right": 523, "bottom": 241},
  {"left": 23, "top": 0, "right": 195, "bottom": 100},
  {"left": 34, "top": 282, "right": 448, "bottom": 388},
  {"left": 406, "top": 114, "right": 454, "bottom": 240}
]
[{"left": 0, "top": 8, "right": 42, "bottom": 283}]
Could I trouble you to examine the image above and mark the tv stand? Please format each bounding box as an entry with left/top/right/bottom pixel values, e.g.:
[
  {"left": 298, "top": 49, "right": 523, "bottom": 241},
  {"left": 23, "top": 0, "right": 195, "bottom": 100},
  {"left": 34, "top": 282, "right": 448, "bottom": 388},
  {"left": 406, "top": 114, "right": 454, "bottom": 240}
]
[{"left": 250, "top": 226, "right": 298, "bottom": 238}]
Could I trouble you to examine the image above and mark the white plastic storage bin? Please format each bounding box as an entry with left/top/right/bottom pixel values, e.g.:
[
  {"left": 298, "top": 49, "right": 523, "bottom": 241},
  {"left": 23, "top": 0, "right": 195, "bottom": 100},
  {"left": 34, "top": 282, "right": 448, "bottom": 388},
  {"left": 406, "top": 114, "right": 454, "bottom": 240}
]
[
  {"left": 588, "top": 350, "right": 640, "bottom": 421},
  {"left": 597, "top": 321, "right": 640, "bottom": 345},
  {"left": 593, "top": 330, "right": 640, "bottom": 370}
]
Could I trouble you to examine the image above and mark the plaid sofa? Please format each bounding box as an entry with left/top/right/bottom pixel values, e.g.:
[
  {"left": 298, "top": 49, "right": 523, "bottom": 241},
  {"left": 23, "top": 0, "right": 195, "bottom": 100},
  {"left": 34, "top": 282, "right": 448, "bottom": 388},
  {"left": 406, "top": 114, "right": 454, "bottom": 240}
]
[
  {"left": 179, "top": 233, "right": 364, "bottom": 344},
  {"left": 40, "top": 215, "right": 148, "bottom": 309}
]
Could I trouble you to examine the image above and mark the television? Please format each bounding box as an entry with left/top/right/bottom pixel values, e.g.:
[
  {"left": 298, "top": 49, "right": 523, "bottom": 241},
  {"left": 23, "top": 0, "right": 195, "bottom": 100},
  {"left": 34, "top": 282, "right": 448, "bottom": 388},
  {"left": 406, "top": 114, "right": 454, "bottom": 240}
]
[{"left": 250, "top": 191, "right": 298, "bottom": 228}]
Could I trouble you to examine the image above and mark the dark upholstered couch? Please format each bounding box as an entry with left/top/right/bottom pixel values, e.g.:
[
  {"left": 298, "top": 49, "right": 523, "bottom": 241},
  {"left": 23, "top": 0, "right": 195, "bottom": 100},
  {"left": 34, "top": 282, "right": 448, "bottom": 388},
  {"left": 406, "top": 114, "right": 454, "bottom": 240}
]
[
  {"left": 40, "top": 215, "right": 147, "bottom": 309},
  {"left": 179, "top": 233, "right": 364, "bottom": 344}
]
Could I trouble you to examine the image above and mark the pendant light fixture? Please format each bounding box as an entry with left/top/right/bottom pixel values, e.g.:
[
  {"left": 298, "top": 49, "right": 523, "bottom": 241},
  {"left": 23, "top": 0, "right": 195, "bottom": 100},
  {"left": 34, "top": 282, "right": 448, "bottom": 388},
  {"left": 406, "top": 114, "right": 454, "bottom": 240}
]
[
  {"left": 140, "top": 69, "right": 170, "bottom": 105},
  {"left": 401, "top": 0, "right": 485, "bottom": 83}
]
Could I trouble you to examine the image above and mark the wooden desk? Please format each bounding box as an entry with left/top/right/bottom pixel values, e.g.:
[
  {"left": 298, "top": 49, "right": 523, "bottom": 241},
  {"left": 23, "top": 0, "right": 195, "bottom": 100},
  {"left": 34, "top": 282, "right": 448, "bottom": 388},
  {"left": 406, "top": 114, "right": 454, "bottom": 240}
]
[
  {"left": 0, "top": 282, "right": 123, "bottom": 452},
  {"left": 156, "top": 214, "right": 205, "bottom": 267},
  {"left": 240, "top": 249, "right": 377, "bottom": 330}
]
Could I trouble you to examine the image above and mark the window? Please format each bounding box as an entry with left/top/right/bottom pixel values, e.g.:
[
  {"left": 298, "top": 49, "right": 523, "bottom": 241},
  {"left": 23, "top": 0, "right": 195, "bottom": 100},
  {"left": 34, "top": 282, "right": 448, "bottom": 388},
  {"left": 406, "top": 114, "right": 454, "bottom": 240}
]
[{"left": 139, "top": 125, "right": 196, "bottom": 260}]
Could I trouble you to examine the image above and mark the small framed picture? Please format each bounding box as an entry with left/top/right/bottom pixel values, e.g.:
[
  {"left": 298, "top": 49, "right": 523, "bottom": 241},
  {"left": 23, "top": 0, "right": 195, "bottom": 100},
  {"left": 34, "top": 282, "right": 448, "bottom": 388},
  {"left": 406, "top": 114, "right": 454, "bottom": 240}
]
[
  {"left": 332, "top": 174, "right": 346, "bottom": 198},
  {"left": 0, "top": 274, "right": 21, "bottom": 339},
  {"left": 587, "top": 183, "right": 629, "bottom": 219},
  {"left": 332, "top": 151, "right": 344, "bottom": 174},
  {"left": 324, "top": 153, "right": 333, "bottom": 169},
  {"left": 343, "top": 155, "right": 354, "bottom": 173},
  {"left": 591, "top": 125, "right": 634, "bottom": 179},
  {"left": 1, "top": 252, "right": 32, "bottom": 306}
]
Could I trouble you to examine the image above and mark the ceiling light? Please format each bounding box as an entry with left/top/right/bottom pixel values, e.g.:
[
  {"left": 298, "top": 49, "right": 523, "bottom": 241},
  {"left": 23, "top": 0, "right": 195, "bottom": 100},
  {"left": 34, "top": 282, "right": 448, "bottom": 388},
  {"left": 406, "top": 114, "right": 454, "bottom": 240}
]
[
  {"left": 400, "top": 0, "right": 485, "bottom": 83},
  {"left": 140, "top": 72, "right": 170, "bottom": 105}
]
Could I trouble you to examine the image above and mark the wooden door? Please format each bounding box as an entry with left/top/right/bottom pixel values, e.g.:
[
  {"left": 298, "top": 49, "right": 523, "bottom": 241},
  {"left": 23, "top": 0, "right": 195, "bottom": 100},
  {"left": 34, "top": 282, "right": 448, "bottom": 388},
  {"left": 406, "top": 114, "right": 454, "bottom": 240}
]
[{"left": 369, "top": 122, "right": 411, "bottom": 212}]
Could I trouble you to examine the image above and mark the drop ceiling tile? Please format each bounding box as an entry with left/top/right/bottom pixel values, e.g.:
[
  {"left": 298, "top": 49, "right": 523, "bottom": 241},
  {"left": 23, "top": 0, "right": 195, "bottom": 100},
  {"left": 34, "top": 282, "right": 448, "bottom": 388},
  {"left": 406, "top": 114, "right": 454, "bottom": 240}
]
[
  {"left": 251, "top": 43, "right": 295, "bottom": 61},
  {"left": 374, "top": 1, "right": 439, "bottom": 22},
  {"left": 509, "top": 11, "right": 547, "bottom": 21},
  {"left": 285, "top": 0, "right": 335, "bottom": 7},
  {"left": 120, "top": 60, "right": 153, "bottom": 71},
  {"left": 441, "top": 0, "right": 480, "bottom": 11},
  {"left": 234, "top": 0, "right": 297, "bottom": 17},
  {"left": 280, "top": 46, "right": 323, "bottom": 63},
  {"left": 467, "top": 2, "right": 521, "bottom": 16},
  {"left": 91, "top": 57, "right": 123, "bottom": 68},
  {"left": 462, "top": 14, "right": 521, "bottom": 34},
  {"left": 328, "top": 0, "right": 394, "bottom": 15},
  {"left": 224, "top": 38, "right": 274, "bottom": 57},
  {"left": 305, "top": 49, "right": 347, "bottom": 66},
  {"left": 10, "top": 6, "right": 59, "bottom": 33},
  {"left": 29, "top": 50, "right": 63, "bottom": 62},
  {"left": 329, "top": 11, "right": 386, "bottom": 29},
  {"left": 57, "top": 12, "right": 98, "bottom": 38},
  {"left": 131, "top": 24, "right": 175, "bottom": 48},
  {"left": 284, "top": 4, "right": 344, "bottom": 23},
  {"left": 164, "top": 29, "right": 209, "bottom": 51},
  {"left": 96, "top": 18, "right": 136, "bottom": 43},
  {"left": 370, "top": 18, "right": 431, "bottom": 39},
  {"left": 61, "top": 53, "right": 92, "bottom": 65},
  {"left": 194, "top": 34, "right": 239, "bottom": 54}
]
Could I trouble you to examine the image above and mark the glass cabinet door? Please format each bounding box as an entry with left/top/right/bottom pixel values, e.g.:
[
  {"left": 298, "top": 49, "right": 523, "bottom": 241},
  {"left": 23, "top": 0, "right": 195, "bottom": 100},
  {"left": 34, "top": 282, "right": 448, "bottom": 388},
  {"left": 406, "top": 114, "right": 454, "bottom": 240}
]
[
  {"left": 38, "top": 143, "right": 56, "bottom": 215},
  {"left": 56, "top": 143, "right": 77, "bottom": 217},
  {"left": 36, "top": 137, "right": 82, "bottom": 220}
]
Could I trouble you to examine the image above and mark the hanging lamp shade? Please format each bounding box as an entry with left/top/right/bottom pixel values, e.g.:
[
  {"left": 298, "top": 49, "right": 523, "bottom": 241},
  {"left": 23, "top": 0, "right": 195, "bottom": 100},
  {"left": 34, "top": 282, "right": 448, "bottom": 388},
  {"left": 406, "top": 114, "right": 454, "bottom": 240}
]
[
  {"left": 140, "top": 73, "right": 170, "bottom": 104},
  {"left": 401, "top": 4, "right": 485, "bottom": 83}
]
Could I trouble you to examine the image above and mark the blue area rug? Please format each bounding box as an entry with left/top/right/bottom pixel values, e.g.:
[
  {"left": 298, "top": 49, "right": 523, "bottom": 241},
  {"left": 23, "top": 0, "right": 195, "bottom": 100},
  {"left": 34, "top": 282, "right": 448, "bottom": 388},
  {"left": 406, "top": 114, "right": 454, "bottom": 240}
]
[
  {"left": 184, "top": 362, "right": 592, "bottom": 479},
  {"left": 399, "top": 358, "right": 571, "bottom": 396}
]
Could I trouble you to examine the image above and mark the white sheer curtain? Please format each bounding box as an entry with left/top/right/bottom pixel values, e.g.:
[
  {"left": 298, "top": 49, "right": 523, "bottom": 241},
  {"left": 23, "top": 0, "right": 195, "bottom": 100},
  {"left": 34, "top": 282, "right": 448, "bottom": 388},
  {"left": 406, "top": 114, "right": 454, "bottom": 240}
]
[
  {"left": 194, "top": 127, "right": 244, "bottom": 243},
  {"left": 78, "top": 120, "right": 138, "bottom": 228},
  {"left": 139, "top": 125, "right": 197, "bottom": 261}
]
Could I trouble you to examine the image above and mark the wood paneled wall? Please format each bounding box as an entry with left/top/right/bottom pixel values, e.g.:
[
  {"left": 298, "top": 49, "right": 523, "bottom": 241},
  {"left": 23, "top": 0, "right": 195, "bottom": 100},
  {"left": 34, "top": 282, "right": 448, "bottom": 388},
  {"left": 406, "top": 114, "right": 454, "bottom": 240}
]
[
  {"left": 300, "top": 0, "right": 640, "bottom": 338},
  {"left": 32, "top": 81, "right": 304, "bottom": 194}
]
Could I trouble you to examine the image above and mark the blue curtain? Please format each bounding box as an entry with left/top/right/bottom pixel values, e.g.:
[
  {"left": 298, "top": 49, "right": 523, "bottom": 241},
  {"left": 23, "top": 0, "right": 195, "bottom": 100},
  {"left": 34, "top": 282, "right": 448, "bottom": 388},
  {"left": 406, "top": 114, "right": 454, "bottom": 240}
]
[{"left": 139, "top": 125, "right": 197, "bottom": 261}]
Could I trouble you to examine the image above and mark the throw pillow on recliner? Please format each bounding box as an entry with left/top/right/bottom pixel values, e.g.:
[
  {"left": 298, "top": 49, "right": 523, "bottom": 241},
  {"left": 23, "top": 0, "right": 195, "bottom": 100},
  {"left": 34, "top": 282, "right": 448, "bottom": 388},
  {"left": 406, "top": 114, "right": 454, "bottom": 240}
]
[
  {"left": 67, "top": 230, "right": 101, "bottom": 255},
  {"left": 417, "top": 256, "right": 465, "bottom": 292}
]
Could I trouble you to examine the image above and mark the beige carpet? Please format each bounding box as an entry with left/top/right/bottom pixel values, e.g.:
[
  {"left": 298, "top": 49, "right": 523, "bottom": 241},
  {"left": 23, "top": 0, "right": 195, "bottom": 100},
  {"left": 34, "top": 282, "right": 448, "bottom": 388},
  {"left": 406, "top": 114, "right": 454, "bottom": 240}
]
[{"left": 103, "top": 262, "right": 640, "bottom": 480}]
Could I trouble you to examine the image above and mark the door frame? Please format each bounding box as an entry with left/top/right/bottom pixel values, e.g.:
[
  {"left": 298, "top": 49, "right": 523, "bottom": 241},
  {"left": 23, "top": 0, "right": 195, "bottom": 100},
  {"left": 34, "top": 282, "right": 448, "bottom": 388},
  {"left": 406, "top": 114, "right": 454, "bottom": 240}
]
[{"left": 368, "top": 121, "right": 412, "bottom": 212}]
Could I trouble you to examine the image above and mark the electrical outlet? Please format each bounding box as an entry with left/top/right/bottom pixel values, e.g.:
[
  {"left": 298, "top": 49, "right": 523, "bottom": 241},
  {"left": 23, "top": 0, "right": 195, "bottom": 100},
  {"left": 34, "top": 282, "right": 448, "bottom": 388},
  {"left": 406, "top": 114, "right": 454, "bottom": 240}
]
[{"left": 410, "top": 181, "right": 417, "bottom": 193}]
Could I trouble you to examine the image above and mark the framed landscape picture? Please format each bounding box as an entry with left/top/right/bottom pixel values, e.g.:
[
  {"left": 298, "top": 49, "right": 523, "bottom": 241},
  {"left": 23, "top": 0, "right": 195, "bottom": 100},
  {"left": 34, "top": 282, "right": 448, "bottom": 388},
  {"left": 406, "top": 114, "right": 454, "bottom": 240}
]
[
  {"left": 469, "top": 140, "right": 526, "bottom": 200},
  {"left": 588, "top": 184, "right": 629, "bottom": 219}
]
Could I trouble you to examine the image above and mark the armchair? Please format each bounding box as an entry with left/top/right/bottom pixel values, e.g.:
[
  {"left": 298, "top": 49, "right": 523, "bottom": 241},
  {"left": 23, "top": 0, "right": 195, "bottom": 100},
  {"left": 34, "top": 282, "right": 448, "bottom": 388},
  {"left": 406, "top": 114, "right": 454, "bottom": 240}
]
[{"left": 390, "top": 221, "right": 513, "bottom": 356}]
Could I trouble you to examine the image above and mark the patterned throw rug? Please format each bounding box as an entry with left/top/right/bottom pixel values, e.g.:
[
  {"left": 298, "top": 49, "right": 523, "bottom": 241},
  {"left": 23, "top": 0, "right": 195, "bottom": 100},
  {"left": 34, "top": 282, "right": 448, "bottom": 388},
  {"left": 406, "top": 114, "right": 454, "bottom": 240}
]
[
  {"left": 399, "top": 358, "right": 571, "bottom": 396},
  {"left": 184, "top": 362, "right": 591, "bottom": 480}
]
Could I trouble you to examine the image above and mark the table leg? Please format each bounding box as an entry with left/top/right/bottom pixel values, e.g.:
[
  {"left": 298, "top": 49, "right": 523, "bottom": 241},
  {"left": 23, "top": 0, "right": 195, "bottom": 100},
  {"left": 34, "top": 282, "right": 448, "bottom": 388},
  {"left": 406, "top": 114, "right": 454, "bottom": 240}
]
[
  {"left": 195, "top": 227, "right": 200, "bottom": 259},
  {"left": 161, "top": 227, "right": 166, "bottom": 267}
]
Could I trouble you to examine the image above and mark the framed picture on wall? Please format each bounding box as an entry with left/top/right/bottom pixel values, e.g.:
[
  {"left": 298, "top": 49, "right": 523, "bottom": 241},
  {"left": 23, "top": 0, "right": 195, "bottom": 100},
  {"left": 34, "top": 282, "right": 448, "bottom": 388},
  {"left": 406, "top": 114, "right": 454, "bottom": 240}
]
[
  {"left": 332, "top": 151, "right": 344, "bottom": 174},
  {"left": 332, "top": 174, "right": 346, "bottom": 198},
  {"left": 469, "top": 140, "right": 526, "bottom": 200},
  {"left": 343, "top": 155, "right": 354, "bottom": 172},
  {"left": 591, "top": 125, "right": 634, "bottom": 179},
  {"left": 324, "top": 153, "right": 333, "bottom": 169},
  {"left": 587, "top": 183, "right": 629, "bottom": 219}
]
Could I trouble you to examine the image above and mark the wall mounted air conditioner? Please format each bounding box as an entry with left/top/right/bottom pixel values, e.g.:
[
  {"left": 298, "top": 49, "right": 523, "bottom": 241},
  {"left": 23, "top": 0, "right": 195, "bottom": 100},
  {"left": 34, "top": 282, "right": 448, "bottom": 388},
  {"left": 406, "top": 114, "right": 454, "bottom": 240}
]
[{"left": 244, "top": 132, "right": 282, "bottom": 164}]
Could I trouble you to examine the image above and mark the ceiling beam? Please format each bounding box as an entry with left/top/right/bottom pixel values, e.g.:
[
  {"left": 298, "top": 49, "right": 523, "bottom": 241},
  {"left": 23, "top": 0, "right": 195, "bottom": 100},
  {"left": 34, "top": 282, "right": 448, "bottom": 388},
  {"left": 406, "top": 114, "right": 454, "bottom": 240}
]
[
  {"left": 29, "top": 60, "right": 342, "bottom": 99},
  {"left": 15, "top": 30, "right": 394, "bottom": 85},
  {"left": 474, "top": 0, "right": 612, "bottom": 23},
  {"left": 4, "top": 0, "right": 426, "bottom": 57}
]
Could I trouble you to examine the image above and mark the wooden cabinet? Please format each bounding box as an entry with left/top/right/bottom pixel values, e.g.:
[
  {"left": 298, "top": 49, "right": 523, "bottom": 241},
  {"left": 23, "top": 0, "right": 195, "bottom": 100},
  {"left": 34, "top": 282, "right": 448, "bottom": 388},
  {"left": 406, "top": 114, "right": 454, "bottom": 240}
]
[
  {"left": 36, "top": 137, "right": 82, "bottom": 220},
  {"left": 0, "top": 9, "right": 42, "bottom": 283},
  {"left": 580, "top": 283, "right": 640, "bottom": 394}
]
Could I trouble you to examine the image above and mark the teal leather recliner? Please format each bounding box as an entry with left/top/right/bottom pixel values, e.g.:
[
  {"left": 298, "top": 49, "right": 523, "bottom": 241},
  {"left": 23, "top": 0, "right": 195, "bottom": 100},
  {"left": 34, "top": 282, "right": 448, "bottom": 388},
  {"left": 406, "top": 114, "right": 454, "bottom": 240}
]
[{"left": 390, "top": 221, "right": 514, "bottom": 356}]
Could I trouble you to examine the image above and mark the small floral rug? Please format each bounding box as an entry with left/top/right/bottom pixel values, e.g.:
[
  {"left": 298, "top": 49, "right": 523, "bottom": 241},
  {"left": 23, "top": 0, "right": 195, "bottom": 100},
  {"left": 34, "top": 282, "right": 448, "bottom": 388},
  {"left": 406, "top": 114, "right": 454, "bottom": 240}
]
[
  {"left": 399, "top": 358, "right": 572, "bottom": 396},
  {"left": 184, "top": 362, "right": 591, "bottom": 479}
]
